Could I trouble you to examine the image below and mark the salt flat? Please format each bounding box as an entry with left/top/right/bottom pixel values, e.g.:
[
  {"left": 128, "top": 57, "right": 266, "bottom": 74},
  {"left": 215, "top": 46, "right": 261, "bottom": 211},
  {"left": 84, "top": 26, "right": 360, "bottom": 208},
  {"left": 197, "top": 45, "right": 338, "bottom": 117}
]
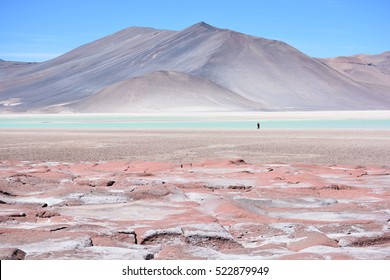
[{"left": 0, "top": 159, "right": 389, "bottom": 259}]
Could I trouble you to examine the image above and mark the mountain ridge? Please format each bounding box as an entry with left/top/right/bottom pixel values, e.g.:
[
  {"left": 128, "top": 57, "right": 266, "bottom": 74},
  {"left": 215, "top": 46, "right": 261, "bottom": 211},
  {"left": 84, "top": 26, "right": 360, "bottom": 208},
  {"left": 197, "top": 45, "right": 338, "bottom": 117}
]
[
  {"left": 319, "top": 51, "right": 390, "bottom": 88},
  {"left": 1, "top": 22, "right": 389, "bottom": 113}
]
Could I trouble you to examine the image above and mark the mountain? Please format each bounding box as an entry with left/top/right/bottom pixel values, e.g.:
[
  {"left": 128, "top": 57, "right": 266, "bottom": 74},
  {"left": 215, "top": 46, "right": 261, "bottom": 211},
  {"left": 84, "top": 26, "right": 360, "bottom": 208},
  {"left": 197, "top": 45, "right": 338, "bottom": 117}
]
[
  {"left": 319, "top": 52, "right": 390, "bottom": 88},
  {"left": 73, "top": 71, "right": 264, "bottom": 112},
  {"left": 1, "top": 22, "right": 389, "bottom": 113}
]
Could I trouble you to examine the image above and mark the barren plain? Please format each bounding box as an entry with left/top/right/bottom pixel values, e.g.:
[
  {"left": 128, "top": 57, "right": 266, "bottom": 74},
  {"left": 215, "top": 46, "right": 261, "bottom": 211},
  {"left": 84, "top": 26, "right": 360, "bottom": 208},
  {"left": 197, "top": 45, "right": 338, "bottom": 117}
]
[{"left": 1, "top": 125, "right": 389, "bottom": 260}]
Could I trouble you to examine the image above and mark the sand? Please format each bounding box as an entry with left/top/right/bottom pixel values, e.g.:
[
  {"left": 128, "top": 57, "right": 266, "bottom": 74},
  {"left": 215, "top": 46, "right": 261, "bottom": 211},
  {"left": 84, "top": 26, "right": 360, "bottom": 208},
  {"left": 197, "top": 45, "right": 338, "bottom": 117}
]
[{"left": 0, "top": 129, "right": 389, "bottom": 165}]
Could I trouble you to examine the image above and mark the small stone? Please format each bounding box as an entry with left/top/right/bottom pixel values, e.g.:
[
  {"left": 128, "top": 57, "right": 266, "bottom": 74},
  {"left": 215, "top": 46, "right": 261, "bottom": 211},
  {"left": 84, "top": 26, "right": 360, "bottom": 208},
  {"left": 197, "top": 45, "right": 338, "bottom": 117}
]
[
  {"left": 144, "top": 253, "right": 154, "bottom": 260},
  {"left": 0, "top": 248, "right": 26, "bottom": 260},
  {"left": 36, "top": 210, "right": 60, "bottom": 218},
  {"left": 9, "top": 212, "right": 26, "bottom": 217},
  {"left": 106, "top": 180, "right": 115, "bottom": 187},
  {"left": 117, "top": 229, "right": 136, "bottom": 235}
]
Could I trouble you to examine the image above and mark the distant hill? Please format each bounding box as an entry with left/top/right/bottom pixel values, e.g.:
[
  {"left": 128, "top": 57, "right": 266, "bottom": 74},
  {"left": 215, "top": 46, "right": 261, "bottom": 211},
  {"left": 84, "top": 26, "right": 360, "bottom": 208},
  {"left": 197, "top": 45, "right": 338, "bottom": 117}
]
[
  {"left": 319, "top": 52, "right": 390, "bottom": 88},
  {"left": 1, "top": 22, "right": 389, "bottom": 113}
]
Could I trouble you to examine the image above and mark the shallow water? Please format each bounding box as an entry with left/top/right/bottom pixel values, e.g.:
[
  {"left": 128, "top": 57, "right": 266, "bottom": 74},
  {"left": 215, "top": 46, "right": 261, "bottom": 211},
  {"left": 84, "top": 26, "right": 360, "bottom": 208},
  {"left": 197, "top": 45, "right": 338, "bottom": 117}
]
[{"left": 0, "top": 115, "right": 389, "bottom": 129}]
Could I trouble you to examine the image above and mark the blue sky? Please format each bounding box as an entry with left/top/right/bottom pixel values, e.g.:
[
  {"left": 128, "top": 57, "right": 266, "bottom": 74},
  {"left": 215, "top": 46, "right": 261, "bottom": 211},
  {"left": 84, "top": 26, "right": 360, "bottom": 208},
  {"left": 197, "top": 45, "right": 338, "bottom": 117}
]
[{"left": 1, "top": 0, "right": 389, "bottom": 62}]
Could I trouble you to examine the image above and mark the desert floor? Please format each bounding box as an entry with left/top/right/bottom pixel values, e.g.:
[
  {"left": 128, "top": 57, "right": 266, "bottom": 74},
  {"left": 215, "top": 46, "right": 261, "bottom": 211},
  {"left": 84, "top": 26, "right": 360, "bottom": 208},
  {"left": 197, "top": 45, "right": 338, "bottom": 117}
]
[
  {"left": 0, "top": 126, "right": 389, "bottom": 260},
  {"left": 0, "top": 129, "right": 389, "bottom": 165}
]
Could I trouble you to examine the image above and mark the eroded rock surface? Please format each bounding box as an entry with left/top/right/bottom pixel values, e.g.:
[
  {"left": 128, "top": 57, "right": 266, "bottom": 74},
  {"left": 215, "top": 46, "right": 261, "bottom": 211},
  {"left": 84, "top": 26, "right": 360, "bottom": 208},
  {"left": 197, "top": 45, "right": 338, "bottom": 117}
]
[{"left": 0, "top": 159, "right": 389, "bottom": 259}]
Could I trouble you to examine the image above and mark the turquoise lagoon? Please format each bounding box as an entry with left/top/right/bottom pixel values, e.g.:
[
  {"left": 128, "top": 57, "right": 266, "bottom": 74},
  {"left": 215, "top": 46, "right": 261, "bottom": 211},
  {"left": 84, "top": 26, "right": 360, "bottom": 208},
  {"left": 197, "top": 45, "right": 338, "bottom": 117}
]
[{"left": 0, "top": 115, "right": 389, "bottom": 130}]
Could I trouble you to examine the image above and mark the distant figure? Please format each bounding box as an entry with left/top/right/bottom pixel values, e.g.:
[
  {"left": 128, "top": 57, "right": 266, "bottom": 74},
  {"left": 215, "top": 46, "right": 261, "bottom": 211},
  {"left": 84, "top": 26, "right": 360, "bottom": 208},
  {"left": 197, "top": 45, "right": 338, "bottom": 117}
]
[{"left": 257, "top": 122, "right": 260, "bottom": 129}]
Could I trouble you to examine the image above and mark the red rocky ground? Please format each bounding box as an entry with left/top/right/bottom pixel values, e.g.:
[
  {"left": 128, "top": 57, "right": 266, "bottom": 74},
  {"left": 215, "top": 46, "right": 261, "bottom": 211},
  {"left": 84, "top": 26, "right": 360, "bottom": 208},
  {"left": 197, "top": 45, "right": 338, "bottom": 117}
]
[{"left": 0, "top": 159, "right": 389, "bottom": 259}]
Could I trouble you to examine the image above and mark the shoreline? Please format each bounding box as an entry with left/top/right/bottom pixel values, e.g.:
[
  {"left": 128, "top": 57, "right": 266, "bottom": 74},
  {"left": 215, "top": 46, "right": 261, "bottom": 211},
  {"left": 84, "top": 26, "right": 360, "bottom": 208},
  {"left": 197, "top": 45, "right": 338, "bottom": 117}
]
[{"left": 1, "top": 110, "right": 390, "bottom": 120}]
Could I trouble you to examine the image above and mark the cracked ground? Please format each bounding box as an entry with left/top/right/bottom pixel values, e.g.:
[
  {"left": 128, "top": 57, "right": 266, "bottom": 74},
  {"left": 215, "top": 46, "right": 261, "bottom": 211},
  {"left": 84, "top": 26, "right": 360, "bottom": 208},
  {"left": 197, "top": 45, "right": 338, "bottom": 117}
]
[{"left": 0, "top": 159, "right": 390, "bottom": 259}]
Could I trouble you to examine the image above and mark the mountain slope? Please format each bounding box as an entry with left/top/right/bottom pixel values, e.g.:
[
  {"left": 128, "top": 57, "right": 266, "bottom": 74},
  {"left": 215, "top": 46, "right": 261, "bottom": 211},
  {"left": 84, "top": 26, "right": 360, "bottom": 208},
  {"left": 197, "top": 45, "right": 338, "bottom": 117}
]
[
  {"left": 319, "top": 52, "right": 390, "bottom": 88},
  {"left": 1, "top": 22, "right": 389, "bottom": 113},
  {"left": 187, "top": 28, "right": 389, "bottom": 110},
  {"left": 71, "top": 71, "right": 264, "bottom": 112}
]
